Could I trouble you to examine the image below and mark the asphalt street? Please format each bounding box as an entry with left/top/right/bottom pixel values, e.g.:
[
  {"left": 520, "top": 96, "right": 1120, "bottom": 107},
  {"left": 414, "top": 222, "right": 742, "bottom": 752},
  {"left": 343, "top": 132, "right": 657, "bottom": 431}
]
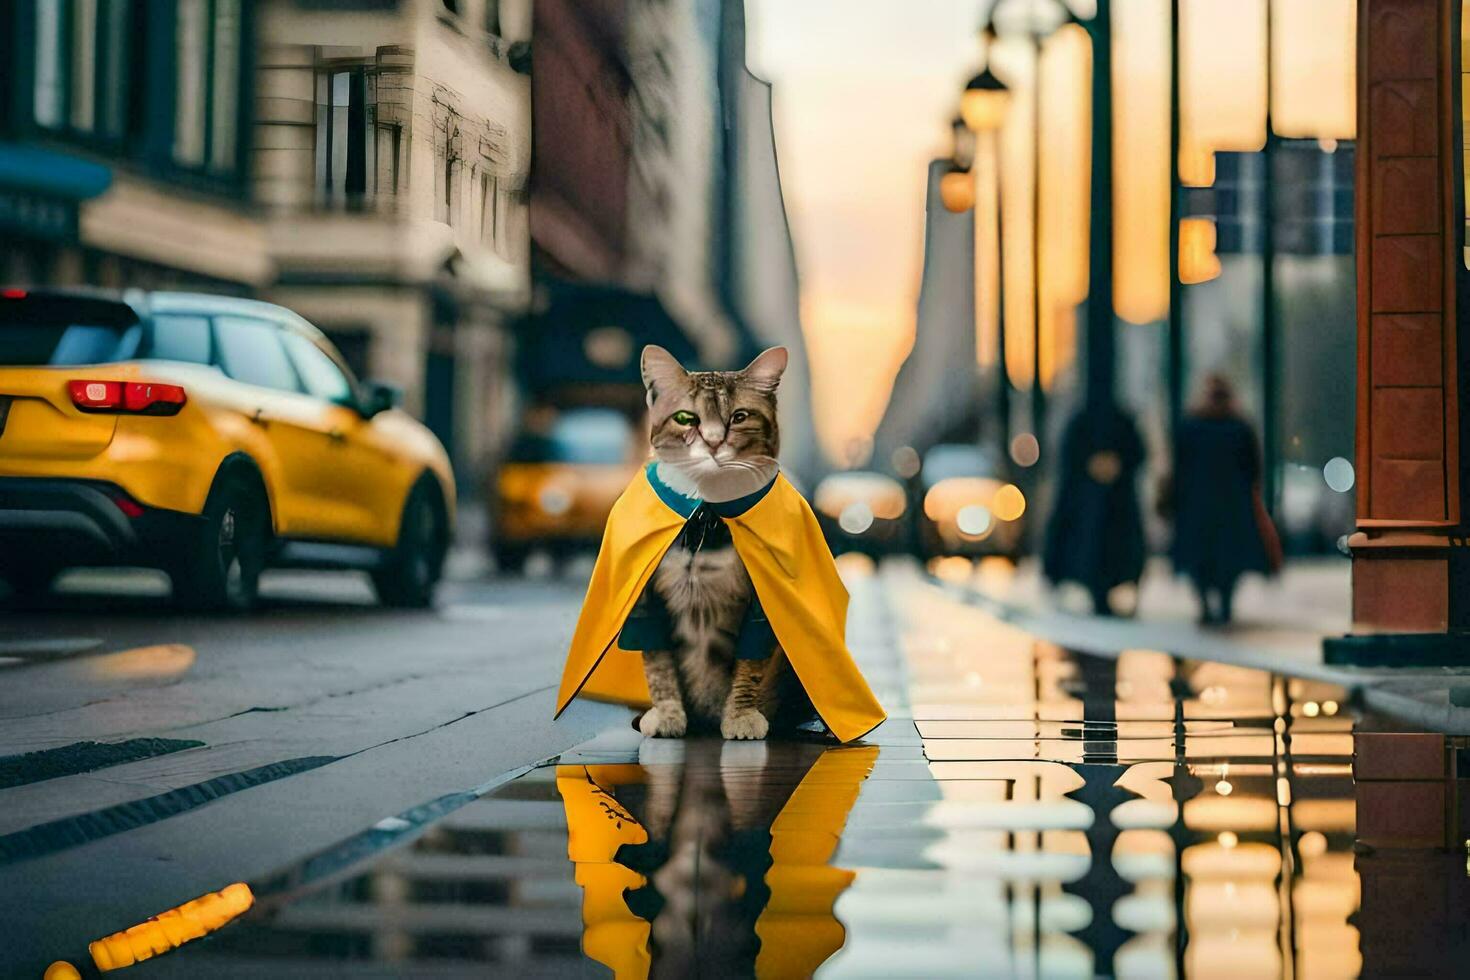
[
  {"left": 0, "top": 567, "right": 625, "bottom": 976},
  {"left": 2, "top": 563, "right": 1465, "bottom": 978}
]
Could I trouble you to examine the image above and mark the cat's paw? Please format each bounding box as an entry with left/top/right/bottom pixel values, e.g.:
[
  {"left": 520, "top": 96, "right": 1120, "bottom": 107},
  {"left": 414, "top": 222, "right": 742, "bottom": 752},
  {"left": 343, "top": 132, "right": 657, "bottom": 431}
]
[
  {"left": 721, "top": 708, "right": 769, "bottom": 741},
  {"left": 639, "top": 702, "right": 687, "bottom": 738}
]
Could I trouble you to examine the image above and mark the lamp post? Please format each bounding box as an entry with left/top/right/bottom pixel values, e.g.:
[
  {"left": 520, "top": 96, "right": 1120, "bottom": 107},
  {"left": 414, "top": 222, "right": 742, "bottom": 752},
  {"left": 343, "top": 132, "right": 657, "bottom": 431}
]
[
  {"left": 1167, "top": 0, "right": 1184, "bottom": 435},
  {"left": 986, "top": 1, "right": 1074, "bottom": 464},
  {"left": 940, "top": 112, "right": 981, "bottom": 214},
  {"left": 961, "top": 68, "right": 1013, "bottom": 458}
]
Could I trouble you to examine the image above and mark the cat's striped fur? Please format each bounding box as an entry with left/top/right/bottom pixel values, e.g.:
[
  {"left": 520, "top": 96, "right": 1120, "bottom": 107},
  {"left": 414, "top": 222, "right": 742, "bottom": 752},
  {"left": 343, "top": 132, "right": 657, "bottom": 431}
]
[{"left": 637, "top": 345, "right": 791, "bottom": 740}]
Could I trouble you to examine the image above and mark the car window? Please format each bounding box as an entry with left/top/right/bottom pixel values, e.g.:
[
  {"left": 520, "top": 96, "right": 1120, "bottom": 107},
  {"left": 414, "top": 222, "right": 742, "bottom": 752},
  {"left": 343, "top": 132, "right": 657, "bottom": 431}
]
[
  {"left": 280, "top": 331, "right": 355, "bottom": 405},
  {"left": 509, "top": 410, "right": 634, "bottom": 464},
  {"left": 2, "top": 321, "right": 141, "bottom": 366},
  {"left": 146, "top": 315, "right": 213, "bottom": 365},
  {"left": 214, "top": 317, "right": 303, "bottom": 393},
  {"left": 0, "top": 296, "right": 142, "bottom": 365}
]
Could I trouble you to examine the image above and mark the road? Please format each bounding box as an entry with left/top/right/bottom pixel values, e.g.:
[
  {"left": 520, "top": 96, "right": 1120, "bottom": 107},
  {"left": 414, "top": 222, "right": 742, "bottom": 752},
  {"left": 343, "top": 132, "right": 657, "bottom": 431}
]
[
  {"left": 0, "top": 568, "right": 622, "bottom": 976},
  {"left": 2, "top": 563, "right": 1466, "bottom": 977}
]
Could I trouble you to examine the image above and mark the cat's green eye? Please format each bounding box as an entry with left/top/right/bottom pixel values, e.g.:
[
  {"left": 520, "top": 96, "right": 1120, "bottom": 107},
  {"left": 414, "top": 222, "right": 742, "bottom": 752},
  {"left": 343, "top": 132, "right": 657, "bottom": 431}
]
[
  {"left": 730, "top": 410, "right": 750, "bottom": 424},
  {"left": 672, "top": 410, "right": 698, "bottom": 426}
]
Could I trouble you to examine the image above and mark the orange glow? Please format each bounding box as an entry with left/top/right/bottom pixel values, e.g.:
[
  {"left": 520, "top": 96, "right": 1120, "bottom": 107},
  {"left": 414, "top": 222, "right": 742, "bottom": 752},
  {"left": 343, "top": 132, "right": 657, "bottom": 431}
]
[
  {"left": 86, "top": 644, "right": 196, "bottom": 683},
  {"left": 940, "top": 169, "right": 976, "bottom": 213},
  {"left": 992, "top": 483, "right": 1027, "bottom": 521},
  {"left": 814, "top": 472, "right": 908, "bottom": 520},
  {"left": 89, "top": 883, "right": 254, "bottom": 971},
  {"left": 995, "top": 38, "right": 1038, "bottom": 388},
  {"left": 1180, "top": 0, "right": 1267, "bottom": 187},
  {"left": 1036, "top": 25, "right": 1090, "bottom": 389},
  {"left": 1179, "top": 218, "right": 1223, "bottom": 285},
  {"left": 975, "top": 131, "right": 1001, "bottom": 369},
  {"left": 1272, "top": 0, "right": 1356, "bottom": 140},
  {"left": 1112, "top": 0, "right": 1171, "bottom": 325}
]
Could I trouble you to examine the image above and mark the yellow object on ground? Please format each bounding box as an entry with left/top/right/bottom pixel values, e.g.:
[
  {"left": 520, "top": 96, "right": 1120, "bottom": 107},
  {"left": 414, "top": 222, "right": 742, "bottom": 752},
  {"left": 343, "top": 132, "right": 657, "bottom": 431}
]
[
  {"left": 43, "top": 963, "right": 82, "bottom": 980},
  {"left": 557, "top": 765, "right": 653, "bottom": 980},
  {"left": 556, "top": 469, "right": 887, "bottom": 743},
  {"left": 87, "top": 882, "right": 254, "bottom": 971}
]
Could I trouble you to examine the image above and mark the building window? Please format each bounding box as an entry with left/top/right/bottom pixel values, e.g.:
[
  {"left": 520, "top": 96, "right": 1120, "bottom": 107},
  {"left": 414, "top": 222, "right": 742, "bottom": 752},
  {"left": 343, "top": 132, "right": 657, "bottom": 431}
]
[
  {"left": 34, "top": 0, "right": 66, "bottom": 128},
  {"left": 432, "top": 111, "right": 462, "bottom": 226},
  {"left": 316, "top": 67, "right": 380, "bottom": 209},
  {"left": 97, "top": 0, "right": 131, "bottom": 139},
  {"left": 441, "top": 152, "right": 456, "bottom": 225},
  {"left": 173, "top": 0, "right": 208, "bottom": 165},
  {"left": 209, "top": 0, "right": 240, "bottom": 170},
  {"left": 480, "top": 173, "right": 501, "bottom": 252},
  {"left": 173, "top": 0, "right": 243, "bottom": 173},
  {"left": 32, "top": 0, "right": 138, "bottom": 143},
  {"left": 70, "top": 0, "right": 98, "bottom": 132}
]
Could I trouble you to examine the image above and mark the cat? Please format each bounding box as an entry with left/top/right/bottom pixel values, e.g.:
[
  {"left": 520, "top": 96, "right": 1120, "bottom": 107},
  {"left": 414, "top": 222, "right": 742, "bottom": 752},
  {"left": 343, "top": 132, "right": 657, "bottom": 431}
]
[{"left": 637, "top": 344, "right": 806, "bottom": 741}]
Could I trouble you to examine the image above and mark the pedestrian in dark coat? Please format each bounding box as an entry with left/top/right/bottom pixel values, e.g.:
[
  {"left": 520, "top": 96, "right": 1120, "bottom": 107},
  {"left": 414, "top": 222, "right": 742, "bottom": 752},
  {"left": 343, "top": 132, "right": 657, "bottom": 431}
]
[
  {"left": 1166, "top": 374, "right": 1279, "bottom": 625},
  {"left": 1042, "top": 402, "right": 1146, "bottom": 615}
]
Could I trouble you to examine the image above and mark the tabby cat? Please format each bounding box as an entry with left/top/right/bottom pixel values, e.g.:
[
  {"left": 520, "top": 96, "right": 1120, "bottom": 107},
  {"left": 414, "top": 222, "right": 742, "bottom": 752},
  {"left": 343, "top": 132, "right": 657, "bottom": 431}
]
[{"left": 637, "top": 344, "right": 803, "bottom": 741}]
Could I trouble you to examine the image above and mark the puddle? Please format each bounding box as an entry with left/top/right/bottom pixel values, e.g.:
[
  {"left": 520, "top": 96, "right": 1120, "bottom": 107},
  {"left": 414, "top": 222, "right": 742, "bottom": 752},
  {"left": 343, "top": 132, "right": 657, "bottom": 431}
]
[{"left": 157, "top": 645, "right": 1470, "bottom": 978}]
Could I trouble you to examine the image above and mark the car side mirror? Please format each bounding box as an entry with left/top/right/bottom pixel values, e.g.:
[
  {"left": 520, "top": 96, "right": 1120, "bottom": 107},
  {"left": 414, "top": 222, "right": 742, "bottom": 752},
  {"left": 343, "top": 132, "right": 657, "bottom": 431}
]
[{"left": 360, "top": 380, "right": 403, "bottom": 418}]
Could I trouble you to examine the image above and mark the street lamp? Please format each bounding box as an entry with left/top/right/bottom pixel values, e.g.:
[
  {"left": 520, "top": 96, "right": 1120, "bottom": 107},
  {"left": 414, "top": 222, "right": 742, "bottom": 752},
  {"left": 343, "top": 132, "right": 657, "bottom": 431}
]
[
  {"left": 940, "top": 113, "right": 982, "bottom": 215},
  {"left": 961, "top": 66, "right": 1012, "bottom": 134},
  {"left": 962, "top": 68, "right": 1014, "bottom": 462},
  {"left": 939, "top": 165, "right": 977, "bottom": 213},
  {"left": 951, "top": 114, "right": 977, "bottom": 171}
]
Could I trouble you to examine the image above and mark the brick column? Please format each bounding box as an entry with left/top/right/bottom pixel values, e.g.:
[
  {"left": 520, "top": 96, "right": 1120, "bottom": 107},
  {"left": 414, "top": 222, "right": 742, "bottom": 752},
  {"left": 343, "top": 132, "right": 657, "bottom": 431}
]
[{"left": 1351, "top": 0, "right": 1463, "bottom": 634}]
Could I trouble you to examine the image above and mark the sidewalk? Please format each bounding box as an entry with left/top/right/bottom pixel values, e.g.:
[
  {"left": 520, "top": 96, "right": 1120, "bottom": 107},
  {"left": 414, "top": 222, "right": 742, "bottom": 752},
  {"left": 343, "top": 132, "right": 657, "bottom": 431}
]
[{"left": 932, "top": 555, "right": 1470, "bottom": 735}]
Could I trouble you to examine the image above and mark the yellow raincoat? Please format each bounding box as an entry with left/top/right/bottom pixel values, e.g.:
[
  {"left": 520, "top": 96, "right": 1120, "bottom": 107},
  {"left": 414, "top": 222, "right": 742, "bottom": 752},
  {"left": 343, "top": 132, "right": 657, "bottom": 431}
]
[{"left": 555, "top": 465, "right": 886, "bottom": 744}]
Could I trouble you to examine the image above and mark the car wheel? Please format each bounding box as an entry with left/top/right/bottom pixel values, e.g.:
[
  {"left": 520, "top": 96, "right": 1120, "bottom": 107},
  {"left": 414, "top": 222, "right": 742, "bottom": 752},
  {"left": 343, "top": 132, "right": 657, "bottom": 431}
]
[
  {"left": 174, "top": 473, "right": 268, "bottom": 612},
  {"left": 372, "top": 480, "right": 446, "bottom": 608}
]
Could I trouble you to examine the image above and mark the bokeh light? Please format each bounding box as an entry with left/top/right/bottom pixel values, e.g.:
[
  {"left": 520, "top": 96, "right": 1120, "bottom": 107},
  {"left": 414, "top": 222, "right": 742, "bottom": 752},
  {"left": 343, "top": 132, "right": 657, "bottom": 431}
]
[
  {"left": 1298, "top": 830, "right": 1329, "bottom": 858},
  {"left": 1010, "top": 432, "right": 1041, "bottom": 467},
  {"left": 1323, "top": 457, "right": 1354, "bottom": 493},
  {"left": 956, "top": 504, "right": 994, "bottom": 538},
  {"left": 839, "top": 501, "right": 876, "bottom": 534},
  {"left": 891, "top": 445, "right": 921, "bottom": 479},
  {"left": 992, "top": 483, "right": 1027, "bottom": 521}
]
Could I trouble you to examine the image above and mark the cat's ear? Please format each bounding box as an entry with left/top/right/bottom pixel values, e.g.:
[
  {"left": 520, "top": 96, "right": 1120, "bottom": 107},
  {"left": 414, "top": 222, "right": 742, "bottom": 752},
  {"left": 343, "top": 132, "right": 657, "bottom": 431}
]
[
  {"left": 641, "top": 345, "right": 688, "bottom": 403},
  {"left": 742, "top": 346, "right": 788, "bottom": 392}
]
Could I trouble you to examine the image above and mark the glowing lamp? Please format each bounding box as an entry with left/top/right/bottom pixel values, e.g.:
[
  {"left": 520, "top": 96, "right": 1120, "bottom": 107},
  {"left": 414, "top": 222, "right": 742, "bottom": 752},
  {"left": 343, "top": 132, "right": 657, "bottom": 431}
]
[
  {"left": 940, "top": 167, "right": 976, "bottom": 213},
  {"left": 960, "top": 67, "right": 1011, "bottom": 133}
]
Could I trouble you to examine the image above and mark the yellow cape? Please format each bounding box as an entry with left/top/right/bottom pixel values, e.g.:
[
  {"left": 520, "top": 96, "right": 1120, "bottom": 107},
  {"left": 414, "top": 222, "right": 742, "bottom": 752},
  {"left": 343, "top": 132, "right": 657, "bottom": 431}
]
[
  {"left": 556, "top": 746, "right": 879, "bottom": 980},
  {"left": 555, "top": 468, "right": 887, "bottom": 744}
]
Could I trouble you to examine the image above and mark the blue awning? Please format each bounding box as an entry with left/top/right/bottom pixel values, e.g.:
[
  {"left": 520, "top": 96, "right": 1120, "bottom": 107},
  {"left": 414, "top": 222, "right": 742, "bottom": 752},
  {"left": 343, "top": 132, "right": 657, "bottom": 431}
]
[{"left": 0, "top": 144, "right": 112, "bottom": 200}]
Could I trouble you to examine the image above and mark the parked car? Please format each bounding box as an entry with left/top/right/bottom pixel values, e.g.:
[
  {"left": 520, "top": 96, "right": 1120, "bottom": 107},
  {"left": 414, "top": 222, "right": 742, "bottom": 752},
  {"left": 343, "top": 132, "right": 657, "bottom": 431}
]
[
  {"left": 812, "top": 470, "right": 909, "bottom": 557},
  {"left": 917, "top": 443, "right": 1026, "bottom": 559},
  {"left": 491, "top": 407, "right": 641, "bottom": 571},
  {"left": 0, "top": 288, "right": 455, "bottom": 609}
]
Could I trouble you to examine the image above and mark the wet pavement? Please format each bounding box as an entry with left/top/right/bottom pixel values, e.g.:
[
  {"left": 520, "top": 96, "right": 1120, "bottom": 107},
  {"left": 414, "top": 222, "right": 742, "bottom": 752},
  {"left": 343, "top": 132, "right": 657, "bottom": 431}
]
[{"left": 123, "top": 570, "right": 1470, "bottom": 978}]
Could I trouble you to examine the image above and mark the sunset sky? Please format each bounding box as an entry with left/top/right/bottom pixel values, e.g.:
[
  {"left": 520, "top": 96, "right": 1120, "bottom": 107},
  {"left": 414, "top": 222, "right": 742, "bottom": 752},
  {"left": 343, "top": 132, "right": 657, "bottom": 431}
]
[
  {"left": 747, "top": 0, "right": 989, "bottom": 464},
  {"left": 743, "top": 0, "right": 1354, "bottom": 466}
]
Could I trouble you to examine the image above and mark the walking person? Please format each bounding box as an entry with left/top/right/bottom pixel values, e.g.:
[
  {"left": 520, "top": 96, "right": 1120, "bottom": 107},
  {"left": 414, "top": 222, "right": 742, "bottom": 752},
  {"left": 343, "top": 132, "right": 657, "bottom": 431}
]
[
  {"left": 1042, "top": 402, "right": 1147, "bottom": 616},
  {"left": 1165, "top": 374, "right": 1282, "bottom": 625}
]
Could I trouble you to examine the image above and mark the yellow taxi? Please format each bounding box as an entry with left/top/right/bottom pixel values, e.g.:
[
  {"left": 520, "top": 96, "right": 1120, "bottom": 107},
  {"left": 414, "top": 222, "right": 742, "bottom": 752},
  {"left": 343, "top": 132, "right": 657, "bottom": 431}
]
[
  {"left": 491, "top": 406, "right": 641, "bottom": 571},
  {"left": 0, "top": 288, "right": 455, "bottom": 610},
  {"left": 918, "top": 443, "right": 1026, "bottom": 559}
]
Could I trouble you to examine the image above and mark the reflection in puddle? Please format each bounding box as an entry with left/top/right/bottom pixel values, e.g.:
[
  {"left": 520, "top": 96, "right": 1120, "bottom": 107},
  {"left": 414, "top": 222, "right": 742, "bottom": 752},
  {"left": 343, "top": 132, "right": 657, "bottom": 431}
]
[
  {"left": 175, "top": 610, "right": 1468, "bottom": 978},
  {"left": 561, "top": 742, "right": 874, "bottom": 979}
]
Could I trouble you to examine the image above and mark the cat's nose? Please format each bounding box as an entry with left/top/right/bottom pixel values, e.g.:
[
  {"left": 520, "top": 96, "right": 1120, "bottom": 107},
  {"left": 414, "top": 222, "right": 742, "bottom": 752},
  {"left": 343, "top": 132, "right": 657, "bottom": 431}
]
[{"left": 699, "top": 423, "right": 727, "bottom": 447}]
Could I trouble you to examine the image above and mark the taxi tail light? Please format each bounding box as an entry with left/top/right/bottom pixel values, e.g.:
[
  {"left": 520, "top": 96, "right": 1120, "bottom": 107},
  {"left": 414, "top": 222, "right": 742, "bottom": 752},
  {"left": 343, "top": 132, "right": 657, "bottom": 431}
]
[
  {"left": 112, "top": 494, "right": 145, "bottom": 519},
  {"left": 69, "top": 380, "right": 187, "bottom": 416}
]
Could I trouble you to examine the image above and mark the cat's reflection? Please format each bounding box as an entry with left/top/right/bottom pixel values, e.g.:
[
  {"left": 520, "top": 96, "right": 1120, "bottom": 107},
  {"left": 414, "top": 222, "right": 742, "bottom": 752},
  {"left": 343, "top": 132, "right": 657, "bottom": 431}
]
[{"left": 557, "top": 739, "right": 876, "bottom": 980}]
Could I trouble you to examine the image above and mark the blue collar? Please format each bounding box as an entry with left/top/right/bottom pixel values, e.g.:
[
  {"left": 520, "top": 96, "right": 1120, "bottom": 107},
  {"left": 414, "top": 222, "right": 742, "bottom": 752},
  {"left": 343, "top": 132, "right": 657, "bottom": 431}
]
[{"left": 644, "top": 462, "right": 777, "bottom": 519}]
